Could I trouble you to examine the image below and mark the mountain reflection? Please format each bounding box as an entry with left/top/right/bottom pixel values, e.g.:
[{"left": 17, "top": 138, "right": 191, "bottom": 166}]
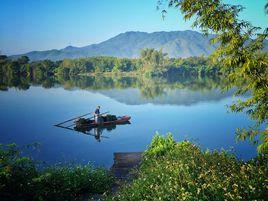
[{"left": 0, "top": 73, "right": 235, "bottom": 106}]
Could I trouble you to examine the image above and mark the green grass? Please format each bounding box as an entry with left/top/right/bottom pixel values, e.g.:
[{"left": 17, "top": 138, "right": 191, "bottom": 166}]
[
  {"left": 1, "top": 135, "right": 267, "bottom": 201},
  {"left": 0, "top": 143, "right": 114, "bottom": 201},
  {"left": 109, "top": 134, "right": 268, "bottom": 200}
]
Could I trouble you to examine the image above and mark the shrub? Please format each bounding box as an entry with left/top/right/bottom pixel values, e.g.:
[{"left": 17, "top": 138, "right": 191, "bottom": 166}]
[
  {"left": 0, "top": 143, "right": 38, "bottom": 200},
  {"left": 144, "top": 132, "right": 176, "bottom": 157},
  {"left": 0, "top": 144, "right": 114, "bottom": 201},
  {"left": 110, "top": 134, "right": 268, "bottom": 200}
]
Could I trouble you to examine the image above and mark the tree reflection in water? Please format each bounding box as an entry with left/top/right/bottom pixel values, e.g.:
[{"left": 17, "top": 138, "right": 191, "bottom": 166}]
[{"left": 0, "top": 72, "right": 226, "bottom": 98}]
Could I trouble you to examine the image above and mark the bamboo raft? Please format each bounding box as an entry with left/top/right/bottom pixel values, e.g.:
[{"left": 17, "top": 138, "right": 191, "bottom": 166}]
[{"left": 54, "top": 111, "right": 131, "bottom": 141}]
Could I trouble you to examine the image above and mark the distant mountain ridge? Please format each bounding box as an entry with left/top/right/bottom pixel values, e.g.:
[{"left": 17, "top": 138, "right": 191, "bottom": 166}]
[{"left": 11, "top": 30, "right": 268, "bottom": 61}]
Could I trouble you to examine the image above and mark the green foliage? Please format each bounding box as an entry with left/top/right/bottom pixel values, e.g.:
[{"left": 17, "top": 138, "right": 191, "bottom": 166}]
[
  {"left": 167, "top": 56, "right": 219, "bottom": 77},
  {"left": 0, "top": 56, "right": 59, "bottom": 83},
  {"left": 58, "top": 56, "right": 135, "bottom": 75},
  {"left": 144, "top": 132, "right": 176, "bottom": 157},
  {"left": 0, "top": 143, "right": 38, "bottom": 201},
  {"left": 31, "top": 165, "right": 113, "bottom": 201},
  {"left": 55, "top": 65, "right": 70, "bottom": 77},
  {"left": 159, "top": 0, "right": 268, "bottom": 153},
  {"left": 0, "top": 144, "right": 114, "bottom": 201},
  {"left": 0, "top": 55, "right": 8, "bottom": 61},
  {"left": 140, "top": 48, "right": 167, "bottom": 73},
  {"left": 113, "top": 58, "right": 136, "bottom": 72},
  {"left": 0, "top": 53, "right": 219, "bottom": 83},
  {"left": 109, "top": 134, "right": 268, "bottom": 200},
  {"left": 141, "top": 49, "right": 165, "bottom": 65},
  {"left": 17, "top": 56, "right": 30, "bottom": 65}
]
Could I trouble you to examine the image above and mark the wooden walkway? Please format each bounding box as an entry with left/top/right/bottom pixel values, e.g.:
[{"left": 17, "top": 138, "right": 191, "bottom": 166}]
[{"left": 110, "top": 152, "right": 143, "bottom": 180}]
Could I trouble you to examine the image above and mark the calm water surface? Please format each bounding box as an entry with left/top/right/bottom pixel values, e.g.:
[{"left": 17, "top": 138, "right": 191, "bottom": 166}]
[{"left": 0, "top": 77, "right": 256, "bottom": 167}]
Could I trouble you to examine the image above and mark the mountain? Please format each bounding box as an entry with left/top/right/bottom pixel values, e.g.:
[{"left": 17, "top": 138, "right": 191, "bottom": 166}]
[
  {"left": 11, "top": 30, "right": 268, "bottom": 61},
  {"left": 94, "top": 88, "right": 235, "bottom": 106}
]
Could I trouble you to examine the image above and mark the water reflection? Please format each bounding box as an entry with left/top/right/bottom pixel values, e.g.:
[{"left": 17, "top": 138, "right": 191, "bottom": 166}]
[
  {"left": 76, "top": 126, "right": 109, "bottom": 142},
  {"left": 0, "top": 73, "right": 255, "bottom": 166},
  {"left": 0, "top": 73, "right": 234, "bottom": 106},
  {"left": 75, "top": 123, "right": 132, "bottom": 142},
  {"left": 56, "top": 121, "right": 131, "bottom": 142}
]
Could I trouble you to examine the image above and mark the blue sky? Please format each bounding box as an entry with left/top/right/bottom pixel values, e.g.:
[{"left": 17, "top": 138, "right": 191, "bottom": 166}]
[{"left": 0, "top": 0, "right": 267, "bottom": 55}]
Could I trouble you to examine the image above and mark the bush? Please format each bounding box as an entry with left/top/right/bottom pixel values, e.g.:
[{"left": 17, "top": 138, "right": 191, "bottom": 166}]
[
  {"left": 110, "top": 134, "right": 268, "bottom": 200},
  {"left": 144, "top": 132, "right": 176, "bottom": 157},
  {"left": 0, "top": 143, "right": 38, "bottom": 201},
  {"left": 0, "top": 144, "right": 114, "bottom": 201}
]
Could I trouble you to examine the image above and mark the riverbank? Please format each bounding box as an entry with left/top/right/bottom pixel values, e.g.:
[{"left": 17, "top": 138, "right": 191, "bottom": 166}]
[
  {"left": 1, "top": 134, "right": 267, "bottom": 200},
  {"left": 0, "top": 143, "right": 114, "bottom": 201},
  {"left": 108, "top": 134, "right": 268, "bottom": 200}
]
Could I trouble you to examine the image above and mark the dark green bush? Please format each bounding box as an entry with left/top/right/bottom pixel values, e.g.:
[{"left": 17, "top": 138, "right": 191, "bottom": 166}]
[
  {"left": 110, "top": 134, "right": 268, "bottom": 200},
  {"left": 0, "top": 144, "right": 114, "bottom": 201},
  {"left": 0, "top": 143, "right": 38, "bottom": 201}
]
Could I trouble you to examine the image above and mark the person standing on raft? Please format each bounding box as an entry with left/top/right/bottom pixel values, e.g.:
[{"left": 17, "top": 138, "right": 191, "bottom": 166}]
[{"left": 94, "top": 106, "right": 101, "bottom": 123}]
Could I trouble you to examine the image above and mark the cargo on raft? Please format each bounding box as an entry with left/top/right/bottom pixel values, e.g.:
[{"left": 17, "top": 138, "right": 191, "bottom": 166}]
[{"left": 74, "top": 114, "right": 131, "bottom": 128}]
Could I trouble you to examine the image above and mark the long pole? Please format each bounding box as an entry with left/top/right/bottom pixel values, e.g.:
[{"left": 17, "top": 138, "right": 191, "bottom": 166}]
[
  {"left": 65, "top": 111, "right": 110, "bottom": 128},
  {"left": 54, "top": 111, "right": 109, "bottom": 126}
]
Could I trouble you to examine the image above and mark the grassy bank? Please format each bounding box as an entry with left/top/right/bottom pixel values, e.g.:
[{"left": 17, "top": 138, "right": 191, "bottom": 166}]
[
  {"left": 0, "top": 144, "right": 114, "bottom": 201},
  {"left": 1, "top": 135, "right": 267, "bottom": 201},
  {"left": 109, "top": 134, "right": 268, "bottom": 200}
]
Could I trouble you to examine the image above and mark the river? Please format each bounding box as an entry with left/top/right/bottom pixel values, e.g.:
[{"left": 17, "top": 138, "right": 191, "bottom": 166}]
[{"left": 0, "top": 75, "right": 256, "bottom": 167}]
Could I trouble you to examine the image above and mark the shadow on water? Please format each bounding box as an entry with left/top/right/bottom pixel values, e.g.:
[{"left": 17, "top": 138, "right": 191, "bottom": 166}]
[{"left": 56, "top": 121, "right": 131, "bottom": 142}]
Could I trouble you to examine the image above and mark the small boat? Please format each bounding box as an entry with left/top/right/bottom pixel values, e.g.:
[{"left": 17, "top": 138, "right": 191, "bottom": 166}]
[{"left": 75, "top": 115, "right": 131, "bottom": 128}]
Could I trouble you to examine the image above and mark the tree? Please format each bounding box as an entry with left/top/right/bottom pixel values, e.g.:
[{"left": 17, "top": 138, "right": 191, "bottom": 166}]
[
  {"left": 0, "top": 55, "right": 8, "bottom": 75},
  {"left": 0, "top": 55, "right": 8, "bottom": 61},
  {"left": 140, "top": 48, "right": 168, "bottom": 75},
  {"left": 17, "top": 56, "right": 30, "bottom": 65},
  {"left": 158, "top": 0, "right": 268, "bottom": 154}
]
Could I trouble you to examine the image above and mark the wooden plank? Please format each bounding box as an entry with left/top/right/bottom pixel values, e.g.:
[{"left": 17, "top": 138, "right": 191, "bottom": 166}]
[{"left": 110, "top": 152, "right": 143, "bottom": 179}]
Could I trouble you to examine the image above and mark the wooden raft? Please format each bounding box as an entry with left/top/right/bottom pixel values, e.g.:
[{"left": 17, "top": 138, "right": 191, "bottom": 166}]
[{"left": 110, "top": 152, "right": 143, "bottom": 179}]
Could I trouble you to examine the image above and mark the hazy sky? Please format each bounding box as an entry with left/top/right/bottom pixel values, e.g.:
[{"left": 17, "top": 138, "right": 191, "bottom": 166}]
[{"left": 0, "top": 0, "right": 267, "bottom": 55}]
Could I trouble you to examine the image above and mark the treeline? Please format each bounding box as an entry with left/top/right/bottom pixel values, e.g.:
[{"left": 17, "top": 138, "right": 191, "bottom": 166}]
[
  {"left": 0, "top": 55, "right": 59, "bottom": 80},
  {"left": 0, "top": 49, "right": 219, "bottom": 79},
  {"left": 56, "top": 49, "right": 219, "bottom": 76},
  {"left": 56, "top": 57, "right": 141, "bottom": 76}
]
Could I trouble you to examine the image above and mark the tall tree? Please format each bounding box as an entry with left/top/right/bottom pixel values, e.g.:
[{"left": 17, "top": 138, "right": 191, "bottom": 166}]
[
  {"left": 158, "top": 0, "right": 268, "bottom": 154},
  {"left": 17, "top": 56, "right": 30, "bottom": 65}
]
